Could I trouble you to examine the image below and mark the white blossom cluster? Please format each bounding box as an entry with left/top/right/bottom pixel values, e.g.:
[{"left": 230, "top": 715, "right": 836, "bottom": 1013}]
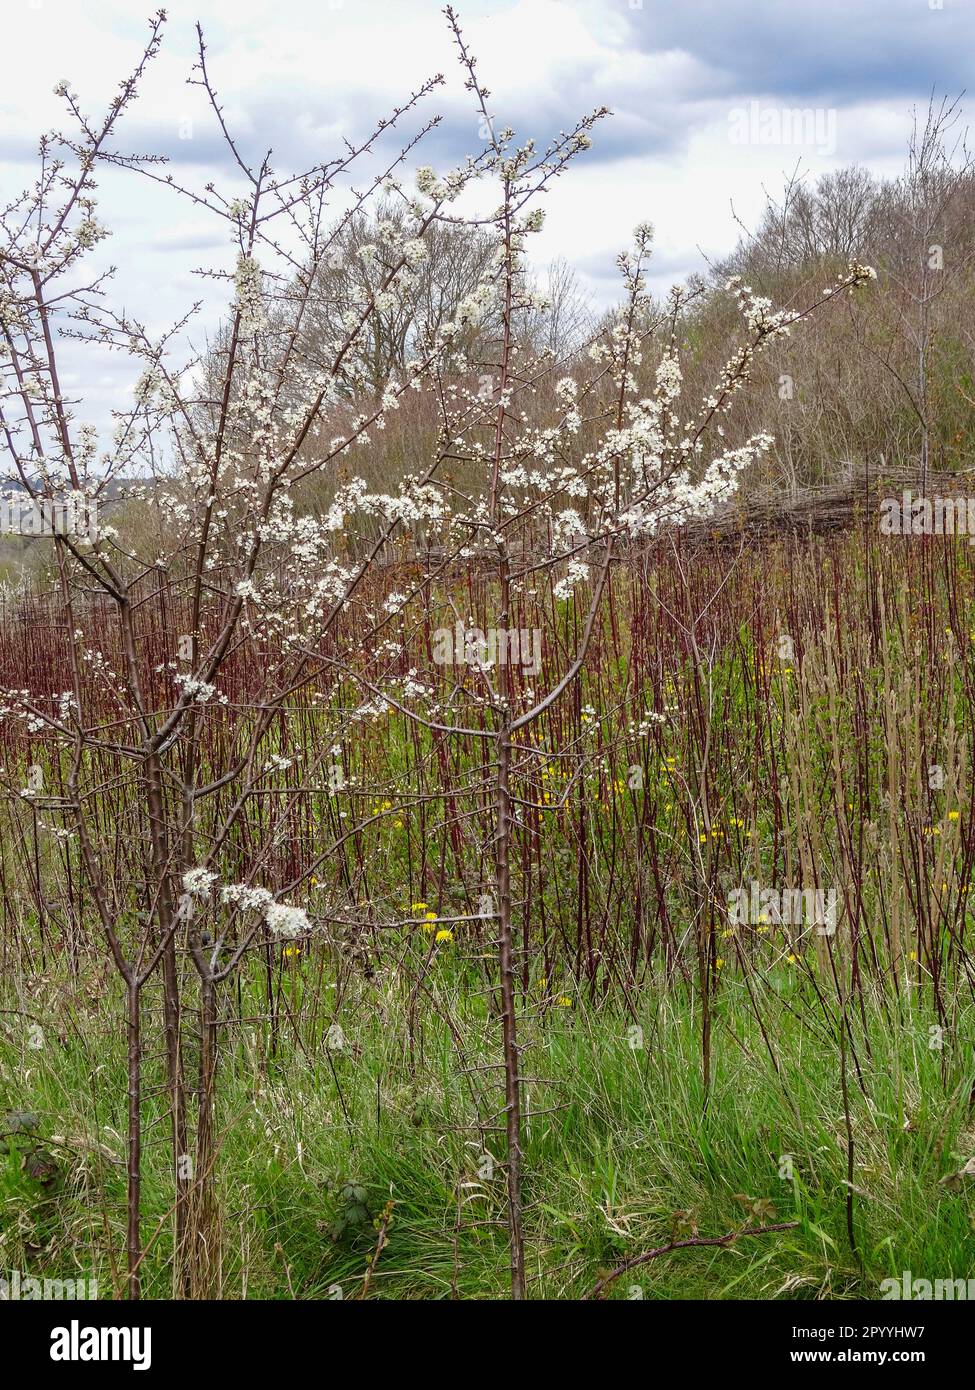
[{"left": 182, "top": 871, "right": 315, "bottom": 939}]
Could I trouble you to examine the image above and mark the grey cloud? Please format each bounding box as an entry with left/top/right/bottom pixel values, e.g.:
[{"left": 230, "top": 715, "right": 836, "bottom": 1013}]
[{"left": 613, "top": 0, "right": 973, "bottom": 105}]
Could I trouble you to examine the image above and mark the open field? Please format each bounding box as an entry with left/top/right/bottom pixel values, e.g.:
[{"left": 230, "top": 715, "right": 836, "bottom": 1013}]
[{"left": 3, "top": 528, "right": 975, "bottom": 1299}]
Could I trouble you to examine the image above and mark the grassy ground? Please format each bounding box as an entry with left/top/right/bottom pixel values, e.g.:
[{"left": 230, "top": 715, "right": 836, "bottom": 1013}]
[{"left": 3, "top": 956, "right": 973, "bottom": 1299}]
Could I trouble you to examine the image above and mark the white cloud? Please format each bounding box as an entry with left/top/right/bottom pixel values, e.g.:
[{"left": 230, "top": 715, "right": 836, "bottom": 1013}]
[{"left": 1, "top": 0, "right": 963, "bottom": 441}]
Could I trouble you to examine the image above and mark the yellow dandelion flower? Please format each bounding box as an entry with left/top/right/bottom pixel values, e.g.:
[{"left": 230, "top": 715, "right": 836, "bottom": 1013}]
[{"left": 435, "top": 929, "right": 453, "bottom": 944}]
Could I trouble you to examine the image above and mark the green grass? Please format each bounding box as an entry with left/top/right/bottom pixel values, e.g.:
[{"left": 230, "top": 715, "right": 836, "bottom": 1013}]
[{"left": 2, "top": 958, "right": 973, "bottom": 1299}]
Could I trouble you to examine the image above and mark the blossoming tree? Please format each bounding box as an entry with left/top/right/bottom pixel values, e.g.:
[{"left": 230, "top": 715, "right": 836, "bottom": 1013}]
[{"left": 0, "top": 7, "right": 873, "bottom": 1298}]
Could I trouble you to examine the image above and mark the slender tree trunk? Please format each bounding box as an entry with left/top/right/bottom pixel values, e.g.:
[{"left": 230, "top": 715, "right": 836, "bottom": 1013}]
[
  {"left": 144, "top": 752, "right": 190, "bottom": 1289},
  {"left": 126, "top": 976, "right": 142, "bottom": 1300},
  {"left": 190, "top": 972, "right": 219, "bottom": 1298},
  {"left": 496, "top": 727, "right": 526, "bottom": 1299}
]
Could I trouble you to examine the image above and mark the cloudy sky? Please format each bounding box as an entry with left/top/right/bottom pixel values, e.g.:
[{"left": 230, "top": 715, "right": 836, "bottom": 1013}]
[{"left": 2, "top": 0, "right": 972, "bottom": 437}]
